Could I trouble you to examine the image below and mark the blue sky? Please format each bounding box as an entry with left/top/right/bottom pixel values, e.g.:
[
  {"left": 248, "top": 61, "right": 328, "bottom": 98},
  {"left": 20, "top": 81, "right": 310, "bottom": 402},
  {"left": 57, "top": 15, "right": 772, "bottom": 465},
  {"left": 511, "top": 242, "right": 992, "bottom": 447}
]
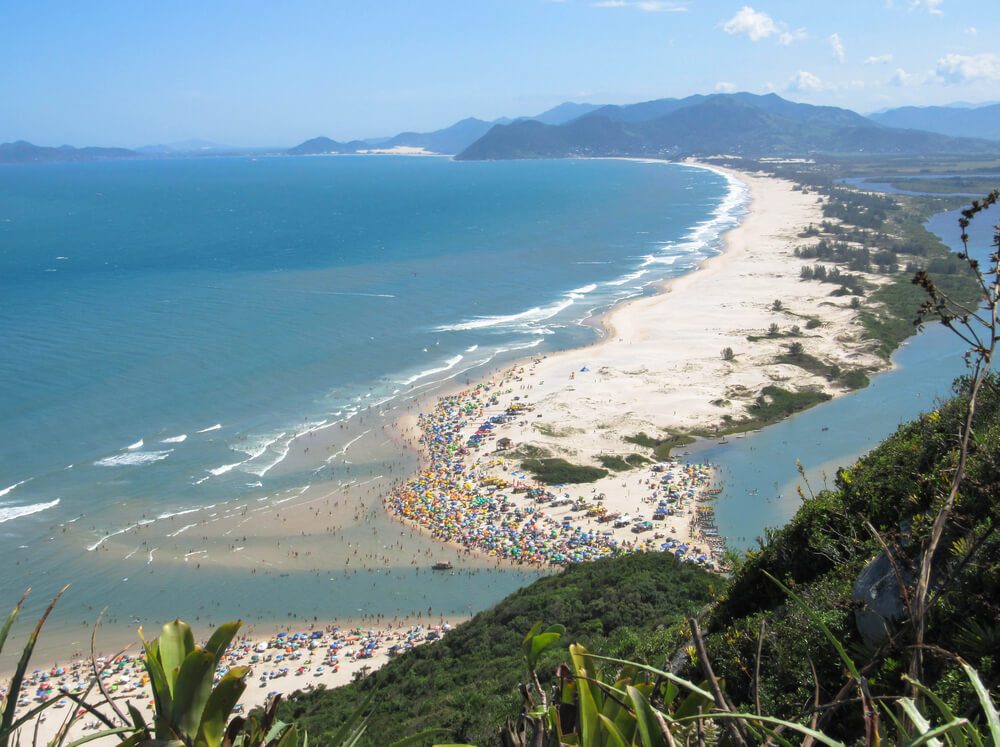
[{"left": 2, "top": 0, "right": 998, "bottom": 147}]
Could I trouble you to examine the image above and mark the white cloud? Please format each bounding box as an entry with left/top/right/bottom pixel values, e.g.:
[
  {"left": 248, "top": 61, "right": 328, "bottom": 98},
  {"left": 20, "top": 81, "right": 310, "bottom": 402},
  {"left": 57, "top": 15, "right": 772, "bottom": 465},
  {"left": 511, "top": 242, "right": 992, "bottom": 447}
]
[
  {"left": 591, "top": 0, "right": 688, "bottom": 11},
  {"left": 864, "top": 53, "right": 893, "bottom": 65},
  {"left": 722, "top": 6, "right": 776, "bottom": 40},
  {"left": 965, "top": 26, "right": 977, "bottom": 35},
  {"left": 722, "top": 6, "right": 806, "bottom": 45},
  {"left": 778, "top": 28, "right": 808, "bottom": 45},
  {"left": 890, "top": 68, "right": 914, "bottom": 86},
  {"left": 714, "top": 81, "right": 737, "bottom": 93},
  {"left": 828, "top": 33, "right": 846, "bottom": 63},
  {"left": 911, "top": 0, "right": 943, "bottom": 14},
  {"left": 935, "top": 53, "right": 1000, "bottom": 83},
  {"left": 787, "top": 70, "right": 823, "bottom": 92}
]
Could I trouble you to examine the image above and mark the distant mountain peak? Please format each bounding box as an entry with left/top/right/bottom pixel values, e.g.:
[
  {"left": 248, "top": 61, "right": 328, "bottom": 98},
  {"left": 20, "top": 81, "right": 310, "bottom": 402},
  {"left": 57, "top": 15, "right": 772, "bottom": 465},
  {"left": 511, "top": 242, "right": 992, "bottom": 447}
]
[{"left": 457, "top": 92, "right": 997, "bottom": 160}]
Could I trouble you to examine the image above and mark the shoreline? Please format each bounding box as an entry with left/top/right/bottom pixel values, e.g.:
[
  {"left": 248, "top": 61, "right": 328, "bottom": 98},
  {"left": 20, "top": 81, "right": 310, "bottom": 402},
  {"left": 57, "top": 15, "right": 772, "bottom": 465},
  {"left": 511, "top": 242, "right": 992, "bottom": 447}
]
[
  {"left": 5, "top": 160, "right": 899, "bottom": 729},
  {"left": 379, "top": 160, "right": 890, "bottom": 568}
]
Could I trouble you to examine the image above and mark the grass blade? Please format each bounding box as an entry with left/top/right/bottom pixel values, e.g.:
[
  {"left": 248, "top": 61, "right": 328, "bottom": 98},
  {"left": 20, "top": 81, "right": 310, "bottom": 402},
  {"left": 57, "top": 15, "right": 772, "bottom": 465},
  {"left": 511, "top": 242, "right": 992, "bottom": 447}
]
[
  {"left": 0, "top": 584, "right": 68, "bottom": 740},
  {"left": 959, "top": 659, "right": 1000, "bottom": 743},
  {"left": 672, "top": 712, "right": 847, "bottom": 747},
  {"left": 0, "top": 590, "right": 29, "bottom": 660}
]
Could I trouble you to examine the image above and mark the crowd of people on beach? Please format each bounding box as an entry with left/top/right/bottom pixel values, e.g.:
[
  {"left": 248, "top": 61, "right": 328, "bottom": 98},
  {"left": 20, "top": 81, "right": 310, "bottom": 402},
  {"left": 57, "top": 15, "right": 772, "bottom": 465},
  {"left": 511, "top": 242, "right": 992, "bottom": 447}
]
[
  {"left": 386, "top": 373, "right": 721, "bottom": 568},
  {"left": 4, "top": 622, "right": 450, "bottom": 733}
]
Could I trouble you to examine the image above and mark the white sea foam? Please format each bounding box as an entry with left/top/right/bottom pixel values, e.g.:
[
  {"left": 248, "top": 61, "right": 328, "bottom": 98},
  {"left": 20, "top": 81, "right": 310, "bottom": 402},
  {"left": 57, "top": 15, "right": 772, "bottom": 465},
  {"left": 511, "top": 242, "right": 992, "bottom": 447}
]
[
  {"left": 400, "top": 354, "right": 464, "bottom": 386},
  {"left": 161, "top": 434, "right": 187, "bottom": 443},
  {"left": 208, "top": 462, "right": 243, "bottom": 477},
  {"left": 437, "top": 298, "right": 574, "bottom": 332},
  {"left": 94, "top": 450, "right": 172, "bottom": 467},
  {"left": 237, "top": 432, "right": 287, "bottom": 461},
  {"left": 0, "top": 479, "right": 31, "bottom": 499},
  {"left": 196, "top": 423, "right": 222, "bottom": 433},
  {"left": 0, "top": 499, "right": 60, "bottom": 525},
  {"left": 605, "top": 270, "right": 648, "bottom": 287},
  {"left": 126, "top": 439, "right": 144, "bottom": 450},
  {"left": 640, "top": 254, "right": 680, "bottom": 267},
  {"left": 86, "top": 519, "right": 154, "bottom": 551},
  {"left": 325, "top": 430, "right": 371, "bottom": 463},
  {"left": 567, "top": 283, "right": 598, "bottom": 297},
  {"left": 168, "top": 523, "right": 197, "bottom": 538},
  {"left": 157, "top": 507, "right": 202, "bottom": 520}
]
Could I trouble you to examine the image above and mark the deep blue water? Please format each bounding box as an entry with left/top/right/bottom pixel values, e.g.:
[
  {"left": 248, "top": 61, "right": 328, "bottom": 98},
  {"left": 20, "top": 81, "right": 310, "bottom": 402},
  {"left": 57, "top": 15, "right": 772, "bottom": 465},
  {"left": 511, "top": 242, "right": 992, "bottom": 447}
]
[{"left": 0, "top": 156, "right": 742, "bottom": 646}]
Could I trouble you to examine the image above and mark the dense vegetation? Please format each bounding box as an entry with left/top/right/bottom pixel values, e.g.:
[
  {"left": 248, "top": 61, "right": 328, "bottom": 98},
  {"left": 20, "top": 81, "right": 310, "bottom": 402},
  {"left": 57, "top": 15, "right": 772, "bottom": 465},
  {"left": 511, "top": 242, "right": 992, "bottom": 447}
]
[
  {"left": 521, "top": 457, "right": 609, "bottom": 484},
  {"left": 703, "top": 373, "right": 1000, "bottom": 736},
  {"left": 277, "top": 555, "right": 724, "bottom": 745}
]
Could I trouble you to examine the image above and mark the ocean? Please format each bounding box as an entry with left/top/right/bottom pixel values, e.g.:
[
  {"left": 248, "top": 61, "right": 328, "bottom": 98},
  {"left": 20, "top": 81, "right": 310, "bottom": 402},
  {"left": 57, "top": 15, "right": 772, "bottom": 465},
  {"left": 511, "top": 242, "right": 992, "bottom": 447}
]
[{"left": 0, "top": 155, "right": 743, "bottom": 653}]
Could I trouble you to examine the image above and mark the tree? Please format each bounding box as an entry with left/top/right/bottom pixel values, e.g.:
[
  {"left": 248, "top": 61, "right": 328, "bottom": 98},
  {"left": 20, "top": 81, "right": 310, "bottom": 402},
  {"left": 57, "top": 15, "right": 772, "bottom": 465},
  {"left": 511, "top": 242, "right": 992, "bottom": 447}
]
[
  {"left": 771, "top": 299, "right": 783, "bottom": 311},
  {"left": 721, "top": 347, "right": 735, "bottom": 361},
  {"left": 768, "top": 323, "right": 780, "bottom": 337}
]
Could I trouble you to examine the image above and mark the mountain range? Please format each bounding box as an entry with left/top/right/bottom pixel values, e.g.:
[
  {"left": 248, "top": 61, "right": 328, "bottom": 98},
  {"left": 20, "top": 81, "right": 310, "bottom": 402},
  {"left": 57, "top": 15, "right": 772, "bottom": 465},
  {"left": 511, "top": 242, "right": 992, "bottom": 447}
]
[
  {"left": 0, "top": 140, "right": 138, "bottom": 164},
  {"left": 3, "top": 94, "right": 998, "bottom": 164},
  {"left": 456, "top": 92, "right": 999, "bottom": 160},
  {"left": 869, "top": 102, "right": 1000, "bottom": 142},
  {"left": 287, "top": 101, "right": 604, "bottom": 157}
]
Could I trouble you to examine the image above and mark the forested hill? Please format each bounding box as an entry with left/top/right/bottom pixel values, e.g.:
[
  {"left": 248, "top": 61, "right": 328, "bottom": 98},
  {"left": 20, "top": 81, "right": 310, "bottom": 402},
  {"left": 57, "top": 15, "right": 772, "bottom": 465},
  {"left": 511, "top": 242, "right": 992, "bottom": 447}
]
[
  {"left": 279, "top": 554, "right": 723, "bottom": 745},
  {"left": 457, "top": 93, "right": 1000, "bottom": 160}
]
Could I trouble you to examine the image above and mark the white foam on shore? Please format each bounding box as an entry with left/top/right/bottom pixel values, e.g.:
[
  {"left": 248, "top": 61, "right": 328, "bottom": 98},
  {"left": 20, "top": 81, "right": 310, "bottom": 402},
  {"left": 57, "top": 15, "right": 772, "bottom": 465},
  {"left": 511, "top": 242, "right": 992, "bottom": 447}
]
[
  {"left": 325, "top": 430, "right": 371, "bottom": 463},
  {"left": 167, "top": 523, "right": 197, "bottom": 537},
  {"left": 465, "top": 345, "right": 479, "bottom": 352},
  {"left": 208, "top": 462, "right": 243, "bottom": 477},
  {"left": 196, "top": 423, "right": 223, "bottom": 433},
  {"left": 86, "top": 519, "right": 154, "bottom": 551},
  {"left": 0, "top": 499, "right": 60, "bottom": 525},
  {"left": 438, "top": 298, "right": 574, "bottom": 332},
  {"left": 567, "top": 283, "right": 598, "bottom": 297},
  {"left": 400, "top": 354, "right": 464, "bottom": 386},
  {"left": 605, "top": 270, "right": 648, "bottom": 287},
  {"left": 641, "top": 254, "right": 680, "bottom": 266},
  {"left": 94, "top": 450, "right": 172, "bottom": 467},
  {"left": 237, "top": 432, "right": 288, "bottom": 461},
  {"left": 126, "top": 439, "right": 144, "bottom": 450},
  {"left": 0, "top": 479, "right": 31, "bottom": 499},
  {"left": 161, "top": 434, "right": 188, "bottom": 443},
  {"left": 157, "top": 507, "right": 202, "bottom": 520}
]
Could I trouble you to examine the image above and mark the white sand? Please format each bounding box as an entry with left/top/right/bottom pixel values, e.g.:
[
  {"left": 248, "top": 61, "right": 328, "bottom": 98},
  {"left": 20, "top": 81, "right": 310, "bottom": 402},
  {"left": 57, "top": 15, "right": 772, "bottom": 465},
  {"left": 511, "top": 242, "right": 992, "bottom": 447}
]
[{"left": 385, "top": 163, "right": 887, "bottom": 568}]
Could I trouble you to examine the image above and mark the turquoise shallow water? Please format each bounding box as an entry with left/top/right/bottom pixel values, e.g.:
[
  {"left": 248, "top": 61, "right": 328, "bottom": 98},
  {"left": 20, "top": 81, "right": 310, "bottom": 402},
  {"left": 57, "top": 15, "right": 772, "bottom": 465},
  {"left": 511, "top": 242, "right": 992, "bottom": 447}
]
[{"left": 0, "top": 156, "right": 742, "bottom": 649}]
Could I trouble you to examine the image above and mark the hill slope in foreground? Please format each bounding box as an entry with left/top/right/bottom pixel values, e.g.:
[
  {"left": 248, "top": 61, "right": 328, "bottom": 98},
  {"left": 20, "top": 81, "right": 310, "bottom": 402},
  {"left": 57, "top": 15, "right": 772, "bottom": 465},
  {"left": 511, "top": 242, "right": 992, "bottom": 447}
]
[{"left": 280, "top": 372, "right": 1000, "bottom": 743}]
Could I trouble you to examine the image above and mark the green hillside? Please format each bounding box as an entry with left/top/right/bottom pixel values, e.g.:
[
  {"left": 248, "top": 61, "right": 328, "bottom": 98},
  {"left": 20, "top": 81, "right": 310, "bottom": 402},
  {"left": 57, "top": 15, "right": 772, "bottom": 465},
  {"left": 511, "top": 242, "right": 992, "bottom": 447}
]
[
  {"left": 703, "top": 373, "right": 1000, "bottom": 735},
  {"left": 278, "top": 554, "right": 724, "bottom": 745}
]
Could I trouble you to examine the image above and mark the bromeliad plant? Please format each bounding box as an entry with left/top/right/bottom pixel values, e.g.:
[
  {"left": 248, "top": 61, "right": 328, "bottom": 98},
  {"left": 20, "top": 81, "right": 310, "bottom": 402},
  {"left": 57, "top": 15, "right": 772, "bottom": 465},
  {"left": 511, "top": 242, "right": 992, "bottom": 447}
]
[
  {"left": 132, "top": 619, "right": 249, "bottom": 747},
  {"left": 506, "top": 617, "right": 1000, "bottom": 747}
]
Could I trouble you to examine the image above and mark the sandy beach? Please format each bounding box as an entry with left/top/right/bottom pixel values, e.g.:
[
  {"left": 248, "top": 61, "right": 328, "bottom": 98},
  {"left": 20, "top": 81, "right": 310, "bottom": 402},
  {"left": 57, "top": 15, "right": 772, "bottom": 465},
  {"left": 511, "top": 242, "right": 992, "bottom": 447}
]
[
  {"left": 5, "top": 161, "right": 895, "bottom": 740},
  {"left": 4, "top": 620, "right": 457, "bottom": 746},
  {"left": 381, "top": 161, "right": 887, "bottom": 571}
]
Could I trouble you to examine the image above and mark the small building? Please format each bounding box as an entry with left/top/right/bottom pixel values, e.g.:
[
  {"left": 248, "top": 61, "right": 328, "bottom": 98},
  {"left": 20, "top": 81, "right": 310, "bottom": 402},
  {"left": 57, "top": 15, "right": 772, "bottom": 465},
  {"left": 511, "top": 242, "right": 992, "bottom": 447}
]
[{"left": 496, "top": 437, "right": 513, "bottom": 451}]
